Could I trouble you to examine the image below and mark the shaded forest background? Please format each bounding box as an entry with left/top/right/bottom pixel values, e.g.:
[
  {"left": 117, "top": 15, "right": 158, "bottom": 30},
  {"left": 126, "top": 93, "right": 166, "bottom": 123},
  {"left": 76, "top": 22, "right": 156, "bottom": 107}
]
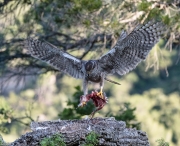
[{"left": 0, "top": 0, "right": 180, "bottom": 145}]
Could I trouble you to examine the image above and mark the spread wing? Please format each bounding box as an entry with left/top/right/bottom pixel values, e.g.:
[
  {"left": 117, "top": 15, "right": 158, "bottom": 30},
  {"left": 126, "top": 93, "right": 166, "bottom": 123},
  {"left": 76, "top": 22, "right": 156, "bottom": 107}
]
[
  {"left": 98, "top": 21, "right": 164, "bottom": 75},
  {"left": 24, "top": 38, "right": 84, "bottom": 78}
]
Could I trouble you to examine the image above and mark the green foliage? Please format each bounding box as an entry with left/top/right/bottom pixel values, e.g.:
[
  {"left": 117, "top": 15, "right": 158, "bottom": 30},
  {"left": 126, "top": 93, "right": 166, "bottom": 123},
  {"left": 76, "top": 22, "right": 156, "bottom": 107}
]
[
  {"left": 148, "top": 8, "right": 161, "bottom": 19},
  {"left": 0, "top": 134, "right": 8, "bottom": 146},
  {"left": 156, "top": 138, "right": 169, "bottom": 146},
  {"left": 0, "top": 99, "right": 13, "bottom": 134},
  {"left": 0, "top": 135, "right": 4, "bottom": 146},
  {"left": 137, "top": 0, "right": 151, "bottom": 11},
  {"left": 110, "top": 103, "right": 140, "bottom": 129},
  {"left": 24, "top": 0, "right": 102, "bottom": 29},
  {"left": 40, "top": 134, "right": 65, "bottom": 146},
  {"left": 23, "top": 0, "right": 31, "bottom": 5},
  {"left": 83, "top": 19, "right": 91, "bottom": 28},
  {"left": 81, "top": 131, "right": 99, "bottom": 146},
  {"left": 137, "top": 0, "right": 171, "bottom": 21},
  {"left": 72, "top": 0, "right": 102, "bottom": 12},
  {"left": 161, "top": 15, "right": 170, "bottom": 25}
]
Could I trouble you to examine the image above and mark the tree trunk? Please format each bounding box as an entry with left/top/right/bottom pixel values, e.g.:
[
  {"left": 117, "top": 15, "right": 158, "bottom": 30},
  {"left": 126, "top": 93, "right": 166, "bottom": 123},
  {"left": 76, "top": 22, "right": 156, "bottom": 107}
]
[{"left": 10, "top": 117, "right": 149, "bottom": 146}]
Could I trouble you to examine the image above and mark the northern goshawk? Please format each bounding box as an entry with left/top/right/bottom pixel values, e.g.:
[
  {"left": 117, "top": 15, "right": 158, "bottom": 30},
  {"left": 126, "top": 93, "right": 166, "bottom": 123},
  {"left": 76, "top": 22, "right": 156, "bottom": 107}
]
[{"left": 24, "top": 21, "right": 164, "bottom": 102}]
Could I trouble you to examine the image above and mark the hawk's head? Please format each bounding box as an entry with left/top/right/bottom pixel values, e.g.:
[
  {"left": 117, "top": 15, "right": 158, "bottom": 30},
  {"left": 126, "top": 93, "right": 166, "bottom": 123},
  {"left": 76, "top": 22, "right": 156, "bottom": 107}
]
[{"left": 85, "top": 60, "right": 96, "bottom": 72}]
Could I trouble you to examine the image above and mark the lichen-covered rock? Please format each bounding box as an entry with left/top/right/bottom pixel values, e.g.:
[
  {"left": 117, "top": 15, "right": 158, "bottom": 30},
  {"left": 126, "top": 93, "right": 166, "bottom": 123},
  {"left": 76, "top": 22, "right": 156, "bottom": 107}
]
[{"left": 10, "top": 117, "right": 149, "bottom": 146}]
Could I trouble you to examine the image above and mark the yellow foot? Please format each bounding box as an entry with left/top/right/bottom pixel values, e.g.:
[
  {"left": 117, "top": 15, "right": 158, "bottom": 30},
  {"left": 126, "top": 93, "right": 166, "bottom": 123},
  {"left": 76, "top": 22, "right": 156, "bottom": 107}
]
[
  {"left": 78, "top": 101, "right": 86, "bottom": 107},
  {"left": 97, "top": 91, "right": 104, "bottom": 99}
]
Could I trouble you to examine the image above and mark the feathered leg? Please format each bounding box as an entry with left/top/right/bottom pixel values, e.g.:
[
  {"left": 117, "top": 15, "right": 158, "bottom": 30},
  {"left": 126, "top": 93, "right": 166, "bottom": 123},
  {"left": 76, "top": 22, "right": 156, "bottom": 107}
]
[
  {"left": 81, "top": 79, "right": 88, "bottom": 106},
  {"left": 97, "top": 76, "right": 105, "bottom": 99},
  {"left": 83, "top": 79, "right": 88, "bottom": 95}
]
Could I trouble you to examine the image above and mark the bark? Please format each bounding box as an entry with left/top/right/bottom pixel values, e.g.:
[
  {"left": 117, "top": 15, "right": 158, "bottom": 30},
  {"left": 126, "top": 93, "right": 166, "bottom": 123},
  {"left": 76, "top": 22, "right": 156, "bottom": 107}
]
[{"left": 10, "top": 117, "right": 149, "bottom": 146}]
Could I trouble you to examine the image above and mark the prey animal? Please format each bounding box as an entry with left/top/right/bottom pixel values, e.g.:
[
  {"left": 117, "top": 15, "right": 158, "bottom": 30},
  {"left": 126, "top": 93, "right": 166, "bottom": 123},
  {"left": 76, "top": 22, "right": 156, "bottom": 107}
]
[{"left": 78, "top": 91, "right": 108, "bottom": 118}]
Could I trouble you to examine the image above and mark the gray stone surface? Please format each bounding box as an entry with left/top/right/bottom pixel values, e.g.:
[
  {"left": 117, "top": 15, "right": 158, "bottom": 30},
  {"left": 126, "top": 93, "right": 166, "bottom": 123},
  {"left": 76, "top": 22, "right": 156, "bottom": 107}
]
[{"left": 10, "top": 117, "right": 149, "bottom": 146}]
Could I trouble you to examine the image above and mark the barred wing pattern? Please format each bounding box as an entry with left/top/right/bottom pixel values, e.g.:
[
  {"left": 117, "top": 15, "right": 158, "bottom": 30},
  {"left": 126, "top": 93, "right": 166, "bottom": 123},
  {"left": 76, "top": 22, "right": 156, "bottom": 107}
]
[
  {"left": 24, "top": 39, "right": 84, "bottom": 79},
  {"left": 99, "top": 21, "right": 164, "bottom": 75}
]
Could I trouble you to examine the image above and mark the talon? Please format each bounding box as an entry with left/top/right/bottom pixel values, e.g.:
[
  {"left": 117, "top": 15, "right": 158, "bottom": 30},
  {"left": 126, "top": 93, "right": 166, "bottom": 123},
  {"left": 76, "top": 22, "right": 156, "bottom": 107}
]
[
  {"left": 82, "top": 101, "right": 87, "bottom": 107},
  {"left": 97, "top": 91, "right": 104, "bottom": 99},
  {"left": 96, "top": 85, "right": 105, "bottom": 99},
  {"left": 78, "top": 101, "right": 87, "bottom": 107},
  {"left": 78, "top": 94, "right": 90, "bottom": 108}
]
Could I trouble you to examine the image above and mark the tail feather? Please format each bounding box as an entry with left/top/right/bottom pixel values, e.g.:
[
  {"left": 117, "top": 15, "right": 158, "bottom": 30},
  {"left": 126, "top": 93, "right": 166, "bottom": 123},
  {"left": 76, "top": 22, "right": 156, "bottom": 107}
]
[{"left": 105, "top": 77, "right": 121, "bottom": 85}]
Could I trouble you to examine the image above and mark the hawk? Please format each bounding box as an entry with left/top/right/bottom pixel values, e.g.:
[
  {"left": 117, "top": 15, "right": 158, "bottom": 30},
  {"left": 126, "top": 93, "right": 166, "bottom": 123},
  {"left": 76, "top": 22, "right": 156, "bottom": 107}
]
[{"left": 24, "top": 21, "right": 164, "bottom": 101}]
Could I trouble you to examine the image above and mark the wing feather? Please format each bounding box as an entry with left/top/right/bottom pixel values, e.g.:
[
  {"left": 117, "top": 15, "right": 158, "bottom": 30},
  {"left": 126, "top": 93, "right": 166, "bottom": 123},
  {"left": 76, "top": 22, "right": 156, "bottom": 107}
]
[
  {"left": 24, "top": 38, "right": 84, "bottom": 79},
  {"left": 98, "top": 21, "right": 164, "bottom": 75}
]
